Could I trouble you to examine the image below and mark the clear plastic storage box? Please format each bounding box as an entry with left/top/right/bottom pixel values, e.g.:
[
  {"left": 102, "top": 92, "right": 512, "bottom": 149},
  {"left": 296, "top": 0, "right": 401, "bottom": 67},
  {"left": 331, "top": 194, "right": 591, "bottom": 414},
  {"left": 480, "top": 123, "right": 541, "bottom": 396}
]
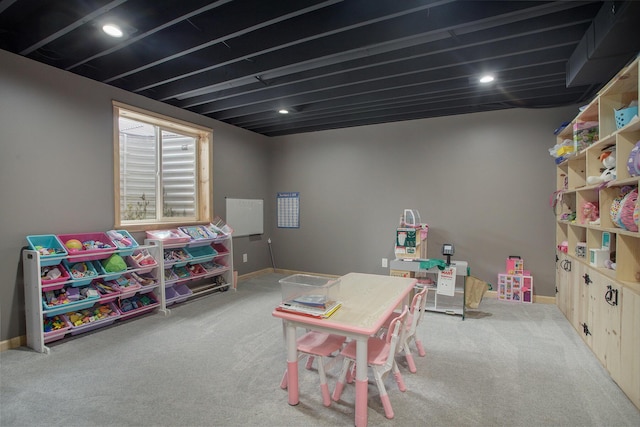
[{"left": 279, "top": 274, "right": 341, "bottom": 305}]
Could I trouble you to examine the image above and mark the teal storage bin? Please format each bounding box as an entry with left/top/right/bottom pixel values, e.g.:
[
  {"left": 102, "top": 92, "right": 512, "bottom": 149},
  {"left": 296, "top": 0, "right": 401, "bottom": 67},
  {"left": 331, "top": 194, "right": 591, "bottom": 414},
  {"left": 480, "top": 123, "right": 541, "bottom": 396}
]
[
  {"left": 26, "top": 234, "right": 68, "bottom": 267},
  {"left": 109, "top": 230, "right": 139, "bottom": 256},
  {"left": 185, "top": 245, "right": 217, "bottom": 264},
  {"left": 62, "top": 259, "right": 98, "bottom": 287}
]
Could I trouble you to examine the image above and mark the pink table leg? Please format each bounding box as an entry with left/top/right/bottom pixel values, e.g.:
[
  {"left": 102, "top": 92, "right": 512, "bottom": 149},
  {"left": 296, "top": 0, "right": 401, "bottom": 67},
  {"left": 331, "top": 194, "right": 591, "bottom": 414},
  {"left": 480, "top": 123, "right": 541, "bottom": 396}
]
[
  {"left": 285, "top": 323, "right": 299, "bottom": 405},
  {"left": 355, "top": 338, "right": 369, "bottom": 426}
]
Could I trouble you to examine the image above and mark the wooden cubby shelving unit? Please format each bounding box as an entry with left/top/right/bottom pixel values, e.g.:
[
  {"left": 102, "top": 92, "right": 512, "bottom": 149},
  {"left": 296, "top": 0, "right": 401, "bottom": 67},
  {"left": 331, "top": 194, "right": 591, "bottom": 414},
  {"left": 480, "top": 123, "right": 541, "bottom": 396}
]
[{"left": 555, "top": 55, "right": 640, "bottom": 410}]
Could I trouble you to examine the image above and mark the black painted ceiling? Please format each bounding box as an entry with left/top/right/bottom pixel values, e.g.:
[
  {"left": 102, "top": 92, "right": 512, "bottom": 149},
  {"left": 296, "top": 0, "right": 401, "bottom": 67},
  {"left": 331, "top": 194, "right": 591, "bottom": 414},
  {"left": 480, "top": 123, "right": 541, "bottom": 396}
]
[{"left": 2, "top": 1, "right": 639, "bottom": 136}]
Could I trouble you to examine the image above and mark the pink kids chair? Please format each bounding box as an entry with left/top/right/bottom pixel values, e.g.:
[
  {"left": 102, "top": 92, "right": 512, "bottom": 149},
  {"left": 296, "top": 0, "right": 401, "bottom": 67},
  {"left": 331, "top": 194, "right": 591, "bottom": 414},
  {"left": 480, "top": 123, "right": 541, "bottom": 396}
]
[
  {"left": 332, "top": 306, "right": 410, "bottom": 419},
  {"left": 280, "top": 331, "right": 346, "bottom": 407},
  {"left": 379, "top": 285, "right": 428, "bottom": 373}
]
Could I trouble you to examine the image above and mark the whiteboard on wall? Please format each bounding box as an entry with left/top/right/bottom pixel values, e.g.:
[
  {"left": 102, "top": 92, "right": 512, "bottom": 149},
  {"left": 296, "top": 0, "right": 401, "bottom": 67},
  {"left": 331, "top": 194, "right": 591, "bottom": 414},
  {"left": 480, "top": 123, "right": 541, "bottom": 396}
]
[{"left": 226, "top": 198, "right": 264, "bottom": 237}]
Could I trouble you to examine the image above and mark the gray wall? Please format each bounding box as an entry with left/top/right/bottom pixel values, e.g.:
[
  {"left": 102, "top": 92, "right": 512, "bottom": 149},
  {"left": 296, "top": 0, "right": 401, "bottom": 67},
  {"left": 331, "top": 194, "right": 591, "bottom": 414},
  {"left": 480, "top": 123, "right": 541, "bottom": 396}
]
[
  {"left": 0, "top": 48, "right": 576, "bottom": 343},
  {"left": 269, "top": 105, "right": 577, "bottom": 298},
  {"left": 0, "top": 50, "right": 271, "bottom": 341}
]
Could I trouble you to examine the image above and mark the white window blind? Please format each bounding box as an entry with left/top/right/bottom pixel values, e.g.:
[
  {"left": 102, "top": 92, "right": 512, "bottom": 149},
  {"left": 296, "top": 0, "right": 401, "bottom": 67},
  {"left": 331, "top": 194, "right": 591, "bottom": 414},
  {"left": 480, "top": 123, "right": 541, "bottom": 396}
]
[{"left": 119, "top": 117, "right": 197, "bottom": 222}]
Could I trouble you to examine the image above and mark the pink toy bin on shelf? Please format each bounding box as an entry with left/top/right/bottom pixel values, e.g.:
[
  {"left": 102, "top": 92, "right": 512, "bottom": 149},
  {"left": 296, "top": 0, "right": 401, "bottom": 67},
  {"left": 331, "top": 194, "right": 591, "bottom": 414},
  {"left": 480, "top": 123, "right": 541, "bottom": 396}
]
[
  {"left": 68, "top": 302, "right": 120, "bottom": 336},
  {"left": 27, "top": 234, "right": 68, "bottom": 267},
  {"left": 212, "top": 243, "right": 229, "bottom": 255},
  {"left": 92, "top": 282, "right": 121, "bottom": 304},
  {"left": 145, "top": 229, "right": 191, "bottom": 244},
  {"left": 57, "top": 232, "right": 116, "bottom": 262},
  {"left": 112, "top": 276, "right": 141, "bottom": 299},
  {"left": 125, "top": 271, "right": 157, "bottom": 294},
  {"left": 43, "top": 314, "right": 72, "bottom": 344},
  {"left": 40, "top": 264, "right": 71, "bottom": 291},
  {"left": 117, "top": 292, "right": 159, "bottom": 320},
  {"left": 126, "top": 248, "right": 158, "bottom": 273}
]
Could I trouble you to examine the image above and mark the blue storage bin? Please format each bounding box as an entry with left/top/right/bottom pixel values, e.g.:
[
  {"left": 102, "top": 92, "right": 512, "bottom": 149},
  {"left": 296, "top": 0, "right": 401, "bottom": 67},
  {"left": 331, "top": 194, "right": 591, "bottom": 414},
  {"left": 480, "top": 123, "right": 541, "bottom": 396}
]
[
  {"left": 185, "top": 245, "right": 217, "bottom": 264},
  {"left": 42, "top": 289, "right": 99, "bottom": 317},
  {"left": 94, "top": 257, "right": 127, "bottom": 281},
  {"left": 62, "top": 259, "right": 98, "bottom": 287},
  {"left": 108, "top": 230, "right": 139, "bottom": 256},
  {"left": 26, "top": 234, "right": 68, "bottom": 267},
  {"left": 163, "top": 248, "right": 192, "bottom": 268},
  {"left": 616, "top": 106, "right": 638, "bottom": 129}
]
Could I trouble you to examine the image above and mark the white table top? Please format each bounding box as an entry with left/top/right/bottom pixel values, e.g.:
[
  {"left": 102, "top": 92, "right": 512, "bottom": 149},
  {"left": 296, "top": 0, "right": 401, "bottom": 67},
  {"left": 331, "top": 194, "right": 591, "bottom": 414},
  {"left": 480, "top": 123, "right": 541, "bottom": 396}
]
[{"left": 273, "top": 272, "right": 417, "bottom": 336}]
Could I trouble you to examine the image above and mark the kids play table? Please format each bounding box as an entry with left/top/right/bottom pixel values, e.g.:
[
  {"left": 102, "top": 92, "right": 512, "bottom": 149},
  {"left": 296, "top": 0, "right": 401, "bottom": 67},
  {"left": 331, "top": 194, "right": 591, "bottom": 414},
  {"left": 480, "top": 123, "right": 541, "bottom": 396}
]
[{"left": 272, "top": 272, "right": 416, "bottom": 427}]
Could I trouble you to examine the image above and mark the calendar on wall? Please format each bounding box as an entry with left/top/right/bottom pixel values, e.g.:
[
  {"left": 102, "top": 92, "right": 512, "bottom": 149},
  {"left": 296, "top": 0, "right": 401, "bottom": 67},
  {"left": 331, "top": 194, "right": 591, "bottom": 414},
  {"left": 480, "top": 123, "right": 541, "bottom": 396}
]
[{"left": 277, "top": 192, "right": 300, "bottom": 228}]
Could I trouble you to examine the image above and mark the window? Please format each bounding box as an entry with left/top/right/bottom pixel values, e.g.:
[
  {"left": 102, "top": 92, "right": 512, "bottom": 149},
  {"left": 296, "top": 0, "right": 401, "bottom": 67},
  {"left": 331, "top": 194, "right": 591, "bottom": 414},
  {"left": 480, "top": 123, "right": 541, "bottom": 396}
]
[{"left": 113, "top": 102, "right": 212, "bottom": 230}]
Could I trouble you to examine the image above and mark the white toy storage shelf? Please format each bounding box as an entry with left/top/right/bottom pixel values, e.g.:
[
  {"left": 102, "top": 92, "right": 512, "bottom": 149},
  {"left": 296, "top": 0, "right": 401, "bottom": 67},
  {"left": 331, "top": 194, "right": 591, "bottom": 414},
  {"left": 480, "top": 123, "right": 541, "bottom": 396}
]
[{"left": 23, "top": 226, "right": 233, "bottom": 354}]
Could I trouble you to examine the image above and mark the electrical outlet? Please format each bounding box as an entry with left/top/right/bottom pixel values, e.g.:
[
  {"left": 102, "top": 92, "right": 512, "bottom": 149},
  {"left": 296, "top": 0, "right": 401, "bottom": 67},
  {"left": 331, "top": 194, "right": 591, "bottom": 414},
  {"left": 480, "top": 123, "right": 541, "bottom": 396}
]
[
  {"left": 382, "top": 258, "right": 388, "bottom": 268},
  {"left": 243, "top": 253, "right": 247, "bottom": 263}
]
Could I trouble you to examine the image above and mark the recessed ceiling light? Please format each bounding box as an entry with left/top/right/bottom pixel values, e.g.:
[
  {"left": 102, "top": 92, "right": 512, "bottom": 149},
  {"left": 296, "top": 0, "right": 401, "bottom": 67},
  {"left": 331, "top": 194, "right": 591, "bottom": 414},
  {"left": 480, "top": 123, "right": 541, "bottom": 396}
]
[
  {"left": 479, "top": 74, "right": 495, "bottom": 84},
  {"left": 102, "top": 24, "right": 123, "bottom": 38},
  {"left": 278, "top": 109, "right": 289, "bottom": 114}
]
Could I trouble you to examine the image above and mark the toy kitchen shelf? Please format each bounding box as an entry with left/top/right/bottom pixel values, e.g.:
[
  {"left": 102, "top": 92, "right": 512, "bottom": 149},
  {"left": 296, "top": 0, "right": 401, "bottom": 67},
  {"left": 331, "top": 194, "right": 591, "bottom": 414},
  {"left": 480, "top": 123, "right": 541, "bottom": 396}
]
[{"left": 389, "top": 259, "right": 469, "bottom": 320}]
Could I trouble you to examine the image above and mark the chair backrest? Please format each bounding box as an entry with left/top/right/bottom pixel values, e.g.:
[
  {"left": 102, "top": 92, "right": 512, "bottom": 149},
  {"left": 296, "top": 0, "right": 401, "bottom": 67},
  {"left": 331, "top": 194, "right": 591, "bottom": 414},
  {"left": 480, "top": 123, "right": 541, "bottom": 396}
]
[
  {"left": 385, "top": 305, "right": 410, "bottom": 362},
  {"left": 410, "top": 286, "right": 428, "bottom": 331}
]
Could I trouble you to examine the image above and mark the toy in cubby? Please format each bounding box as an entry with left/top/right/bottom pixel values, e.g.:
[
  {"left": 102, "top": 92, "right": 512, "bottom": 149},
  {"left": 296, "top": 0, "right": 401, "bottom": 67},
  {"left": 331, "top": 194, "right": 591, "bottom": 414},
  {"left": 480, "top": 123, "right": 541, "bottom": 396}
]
[
  {"left": 610, "top": 186, "right": 638, "bottom": 232},
  {"left": 581, "top": 202, "right": 599, "bottom": 225},
  {"left": 586, "top": 146, "right": 616, "bottom": 186}
]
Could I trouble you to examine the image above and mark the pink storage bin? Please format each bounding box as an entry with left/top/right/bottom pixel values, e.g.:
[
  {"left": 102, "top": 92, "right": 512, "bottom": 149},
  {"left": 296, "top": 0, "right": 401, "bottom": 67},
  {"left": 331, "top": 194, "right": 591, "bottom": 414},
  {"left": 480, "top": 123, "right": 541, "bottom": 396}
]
[
  {"left": 41, "top": 264, "right": 71, "bottom": 291},
  {"left": 212, "top": 243, "right": 229, "bottom": 255},
  {"left": 126, "top": 271, "right": 157, "bottom": 292},
  {"left": 68, "top": 302, "right": 120, "bottom": 336},
  {"left": 186, "top": 263, "right": 207, "bottom": 277},
  {"left": 112, "top": 276, "right": 141, "bottom": 299},
  {"left": 126, "top": 248, "right": 158, "bottom": 273},
  {"left": 43, "top": 315, "right": 72, "bottom": 343},
  {"left": 92, "top": 280, "right": 121, "bottom": 304},
  {"left": 145, "top": 229, "right": 190, "bottom": 244},
  {"left": 117, "top": 292, "right": 159, "bottom": 320},
  {"left": 57, "top": 232, "right": 116, "bottom": 262}
]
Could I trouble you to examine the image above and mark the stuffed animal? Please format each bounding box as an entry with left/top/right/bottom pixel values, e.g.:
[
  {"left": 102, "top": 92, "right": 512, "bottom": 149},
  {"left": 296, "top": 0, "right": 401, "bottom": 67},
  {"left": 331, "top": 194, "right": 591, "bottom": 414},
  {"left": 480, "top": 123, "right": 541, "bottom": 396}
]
[{"left": 586, "top": 147, "right": 616, "bottom": 185}]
